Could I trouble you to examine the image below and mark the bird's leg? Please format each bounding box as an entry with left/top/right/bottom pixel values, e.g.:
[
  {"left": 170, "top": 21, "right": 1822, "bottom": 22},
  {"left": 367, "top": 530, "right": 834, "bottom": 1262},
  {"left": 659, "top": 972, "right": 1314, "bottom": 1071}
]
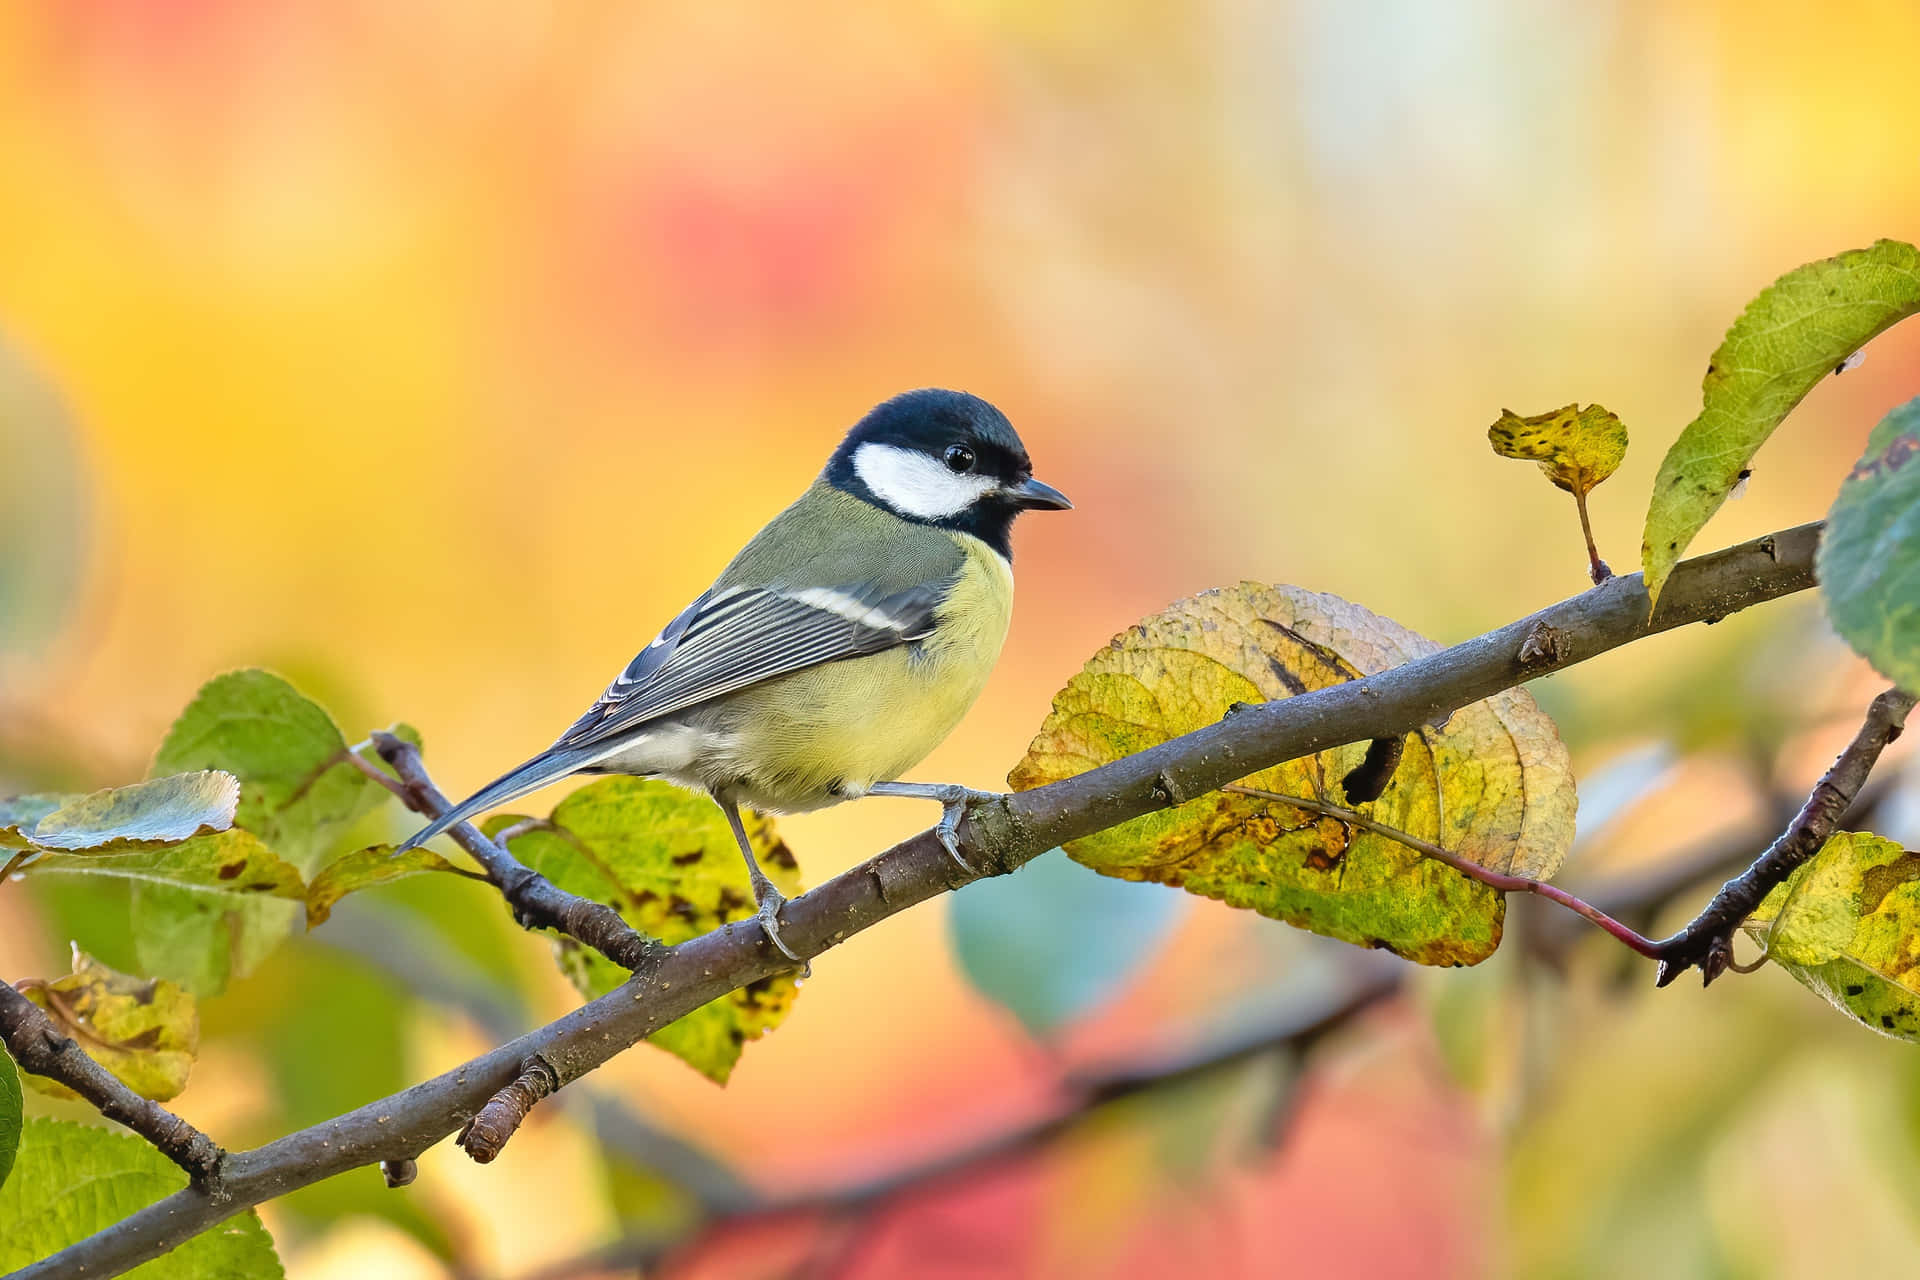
[
  {"left": 864, "top": 781, "right": 990, "bottom": 873},
  {"left": 717, "top": 796, "right": 804, "bottom": 970}
]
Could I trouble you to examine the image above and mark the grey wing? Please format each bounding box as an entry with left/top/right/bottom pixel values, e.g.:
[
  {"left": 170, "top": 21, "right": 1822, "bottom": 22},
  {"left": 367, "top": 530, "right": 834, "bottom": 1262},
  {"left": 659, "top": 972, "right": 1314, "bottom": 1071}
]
[{"left": 553, "top": 578, "right": 950, "bottom": 750}]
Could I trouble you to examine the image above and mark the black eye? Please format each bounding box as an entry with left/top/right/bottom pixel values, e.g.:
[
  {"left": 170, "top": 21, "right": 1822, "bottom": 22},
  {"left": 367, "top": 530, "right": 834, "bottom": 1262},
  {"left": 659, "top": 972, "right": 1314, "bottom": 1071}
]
[{"left": 943, "top": 444, "right": 976, "bottom": 473}]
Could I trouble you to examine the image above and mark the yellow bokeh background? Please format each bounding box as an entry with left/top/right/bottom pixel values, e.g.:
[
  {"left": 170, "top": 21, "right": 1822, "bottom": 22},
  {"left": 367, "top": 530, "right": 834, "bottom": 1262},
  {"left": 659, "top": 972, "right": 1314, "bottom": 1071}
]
[{"left": 4, "top": 2, "right": 1920, "bottom": 1276}]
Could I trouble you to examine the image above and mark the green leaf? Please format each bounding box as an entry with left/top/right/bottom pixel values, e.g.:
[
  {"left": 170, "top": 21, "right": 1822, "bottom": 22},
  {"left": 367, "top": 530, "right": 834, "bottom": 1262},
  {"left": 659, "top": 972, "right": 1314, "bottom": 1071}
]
[
  {"left": 22, "top": 772, "right": 240, "bottom": 852},
  {"left": 1488, "top": 403, "right": 1627, "bottom": 497},
  {"left": 1010, "top": 583, "right": 1577, "bottom": 966},
  {"left": 0, "top": 1118, "right": 282, "bottom": 1277},
  {"left": 1742, "top": 831, "right": 1920, "bottom": 1041},
  {"left": 151, "top": 670, "right": 377, "bottom": 873},
  {"left": 18, "top": 950, "right": 198, "bottom": 1102},
  {"left": 1819, "top": 397, "right": 1920, "bottom": 691},
  {"left": 27, "top": 830, "right": 306, "bottom": 995},
  {"left": 304, "top": 844, "right": 462, "bottom": 928},
  {"left": 948, "top": 849, "right": 1184, "bottom": 1038},
  {"left": 0, "top": 1043, "right": 19, "bottom": 1193},
  {"left": 486, "top": 778, "right": 803, "bottom": 1083},
  {"left": 1643, "top": 239, "right": 1920, "bottom": 604}
]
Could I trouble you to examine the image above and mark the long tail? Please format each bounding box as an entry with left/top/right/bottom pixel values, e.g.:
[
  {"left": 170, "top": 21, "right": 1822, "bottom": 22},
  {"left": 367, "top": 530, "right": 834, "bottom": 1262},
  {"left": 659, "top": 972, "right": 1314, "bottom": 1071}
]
[{"left": 396, "top": 747, "right": 601, "bottom": 852}]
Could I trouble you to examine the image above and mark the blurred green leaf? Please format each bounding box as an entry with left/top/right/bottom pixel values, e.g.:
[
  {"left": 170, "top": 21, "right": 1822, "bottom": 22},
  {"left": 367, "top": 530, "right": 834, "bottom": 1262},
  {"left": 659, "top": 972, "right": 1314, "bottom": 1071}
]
[
  {"left": 1743, "top": 831, "right": 1920, "bottom": 1041},
  {"left": 487, "top": 778, "right": 802, "bottom": 1084},
  {"left": 1010, "top": 583, "right": 1576, "bottom": 966},
  {"left": 152, "top": 670, "right": 378, "bottom": 873},
  {"left": 19, "top": 950, "right": 197, "bottom": 1102},
  {"left": 20, "top": 772, "right": 239, "bottom": 853},
  {"left": 304, "top": 844, "right": 462, "bottom": 929},
  {"left": 0, "top": 334, "right": 86, "bottom": 659},
  {"left": 1488, "top": 403, "right": 1627, "bottom": 497},
  {"left": 949, "top": 849, "right": 1184, "bottom": 1038},
  {"left": 0, "top": 1118, "right": 282, "bottom": 1276},
  {"left": 0, "top": 1043, "right": 18, "bottom": 1193},
  {"left": 1820, "top": 397, "right": 1920, "bottom": 692},
  {"left": 28, "top": 830, "right": 306, "bottom": 995},
  {"left": 1643, "top": 239, "right": 1920, "bottom": 604}
]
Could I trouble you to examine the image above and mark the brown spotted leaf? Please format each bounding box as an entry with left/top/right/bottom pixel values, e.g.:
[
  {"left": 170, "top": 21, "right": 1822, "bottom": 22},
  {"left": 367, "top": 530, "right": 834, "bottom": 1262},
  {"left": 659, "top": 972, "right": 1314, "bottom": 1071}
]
[
  {"left": 19, "top": 949, "right": 198, "bottom": 1102},
  {"left": 1488, "top": 404, "right": 1627, "bottom": 498},
  {"left": 485, "top": 778, "right": 802, "bottom": 1084},
  {"left": 1741, "top": 831, "right": 1920, "bottom": 1041},
  {"left": 22, "top": 772, "right": 239, "bottom": 852},
  {"left": 23, "top": 830, "right": 306, "bottom": 995},
  {"left": 303, "top": 844, "right": 463, "bottom": 928},
  {"left": 1011, "top": 583, "right": 1577, "bottom": 966}
]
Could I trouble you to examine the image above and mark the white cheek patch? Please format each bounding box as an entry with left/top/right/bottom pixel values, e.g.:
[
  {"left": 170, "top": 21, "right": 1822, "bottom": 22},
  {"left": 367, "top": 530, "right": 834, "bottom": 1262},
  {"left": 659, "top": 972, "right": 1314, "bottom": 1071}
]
[{"left": 852, "top": 442, "right": 996, "bottom": 520}]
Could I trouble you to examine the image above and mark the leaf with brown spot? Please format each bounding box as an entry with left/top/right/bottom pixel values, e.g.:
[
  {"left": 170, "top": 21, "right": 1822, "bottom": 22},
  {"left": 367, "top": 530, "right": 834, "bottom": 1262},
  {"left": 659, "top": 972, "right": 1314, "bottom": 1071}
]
[
  {"left": 19, "top": 949, "right": 197, "bottom": 1102},
  {"left": 1488, "top": 404, "right": 1627, "bottom": 497},
  {"left": 1742, "top": 831, "right": 1920, "bottom": 1042},
  {"left": 23, "top": 830, "right": 306, "bottom": 995},
  {"left": 304, "top": 844, "right": 463, "bottom": 928},
  {"left": 1011, "top": 583, "right": 1577, "bottom": 966},
  {"left": 483, "top": 778, "right": 802, "bottom": 1084}
]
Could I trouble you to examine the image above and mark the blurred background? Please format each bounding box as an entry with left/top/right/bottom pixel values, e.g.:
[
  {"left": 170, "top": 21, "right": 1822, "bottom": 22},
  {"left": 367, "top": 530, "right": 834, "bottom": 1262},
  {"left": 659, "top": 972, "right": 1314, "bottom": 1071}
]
[{"left": 3, "top": 1, "right": 1920, "bottom": 1276}]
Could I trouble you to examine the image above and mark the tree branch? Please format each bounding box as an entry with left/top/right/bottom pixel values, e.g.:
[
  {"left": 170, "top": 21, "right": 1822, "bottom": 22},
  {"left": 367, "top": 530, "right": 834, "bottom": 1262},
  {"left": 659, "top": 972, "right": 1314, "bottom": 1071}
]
[
  {"left": 0, "top": 980, "right": 225, "bottom": 1187},
  {"left": 367, "top": 732, "right": 659, "bottom": 972},
  {"left": 526, "top": 958, "right": 1407, "bottom": 1280},
  {"left": 14, "top": 522, "right": 1820, "bottom": 1280},
  {"left": 1649, "top": 686, "right": 1917, "bottom": 987}
]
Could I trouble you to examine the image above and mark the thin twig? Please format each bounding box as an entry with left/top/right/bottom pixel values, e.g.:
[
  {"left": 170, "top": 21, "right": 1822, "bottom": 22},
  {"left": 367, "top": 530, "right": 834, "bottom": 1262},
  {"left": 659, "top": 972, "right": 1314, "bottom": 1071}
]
[
  {"left": 368, "top": 732, "right": 659, "bottom": 974},
  {"left": 0, "top": 980, "right": 225, "bottom": 1187},
  {"left": 1221, "top": 786, "right": 1664, "bottom": 958},
  {"left": 14, "top": 523, "right": 1820, "bottom": 1280},
  {"left": 1649, "top": 686, "right": 1917, "bottom": 987}
]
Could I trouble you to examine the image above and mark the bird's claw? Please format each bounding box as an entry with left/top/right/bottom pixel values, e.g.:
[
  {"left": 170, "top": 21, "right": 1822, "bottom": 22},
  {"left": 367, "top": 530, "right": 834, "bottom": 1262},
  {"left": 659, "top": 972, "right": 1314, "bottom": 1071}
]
[
  {"left": 749, "top": 884, "right": 808, "bottom": 976},
  {"left": 932, "top": 786, "right": 990, "bottom": 875}
]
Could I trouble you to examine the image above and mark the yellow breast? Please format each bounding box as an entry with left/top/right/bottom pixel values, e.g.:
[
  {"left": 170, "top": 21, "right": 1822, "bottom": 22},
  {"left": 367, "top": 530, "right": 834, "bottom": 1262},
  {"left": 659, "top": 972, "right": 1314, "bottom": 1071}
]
[{"left": 715, "top": 535, "right": 1015, "bottom": 811}]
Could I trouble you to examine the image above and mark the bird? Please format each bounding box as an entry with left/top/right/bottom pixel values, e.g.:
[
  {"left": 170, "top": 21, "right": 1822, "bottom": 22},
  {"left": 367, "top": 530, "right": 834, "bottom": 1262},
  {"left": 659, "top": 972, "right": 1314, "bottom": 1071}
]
[{"left": 397, "top": 388, "right": 1071, "bottom": 962}]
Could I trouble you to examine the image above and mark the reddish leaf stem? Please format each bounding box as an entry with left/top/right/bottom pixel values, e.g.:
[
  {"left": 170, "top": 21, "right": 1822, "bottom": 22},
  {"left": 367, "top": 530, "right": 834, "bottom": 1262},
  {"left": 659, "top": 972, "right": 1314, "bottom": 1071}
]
[{"left": 1221, "top": 785, "right": 1664, "bottom": 957}]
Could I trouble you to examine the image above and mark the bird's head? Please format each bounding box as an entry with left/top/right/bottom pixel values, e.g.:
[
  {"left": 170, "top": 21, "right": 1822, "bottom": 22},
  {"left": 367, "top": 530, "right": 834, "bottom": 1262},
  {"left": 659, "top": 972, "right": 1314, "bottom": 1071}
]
[{"left": 825, "top": 389, "right": 1071, "bottom": 556}]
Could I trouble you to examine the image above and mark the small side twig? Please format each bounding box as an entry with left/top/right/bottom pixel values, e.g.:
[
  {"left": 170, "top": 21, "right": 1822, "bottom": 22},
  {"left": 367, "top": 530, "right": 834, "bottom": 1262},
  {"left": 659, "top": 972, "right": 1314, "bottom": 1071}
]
[
  {"left": 1221, "top": 786, "right": 1664, "bottom": 958},
  {"left": 459, "top": 1056, "right": 559, "bottom": 1164},
  {"left": 367, "top": 732, "right": 658, "bottom": 974},
  {"left": 0, "top": 980, "right": 226, "bottom": 1188},
  {"left": 1649, "top": 686, "right": 1917, "bottom": 987}
]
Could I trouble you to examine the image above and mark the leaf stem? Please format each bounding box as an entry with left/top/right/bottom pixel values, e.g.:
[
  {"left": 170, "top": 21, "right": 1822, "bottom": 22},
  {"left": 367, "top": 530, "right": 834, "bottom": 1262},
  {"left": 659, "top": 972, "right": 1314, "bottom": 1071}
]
[
  {"left": 1221, "top": 785, "right": 1664, "bottom": 957},
  {"left": 1573, "top": 490, "right": 1610, "bottom": 584}
]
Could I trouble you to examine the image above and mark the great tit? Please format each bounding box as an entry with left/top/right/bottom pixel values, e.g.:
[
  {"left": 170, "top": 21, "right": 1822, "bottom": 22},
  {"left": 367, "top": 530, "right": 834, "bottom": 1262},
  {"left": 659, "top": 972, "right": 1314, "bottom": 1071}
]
[{"left": 398, "top": 388, "right": 1071, "bottom": 961}]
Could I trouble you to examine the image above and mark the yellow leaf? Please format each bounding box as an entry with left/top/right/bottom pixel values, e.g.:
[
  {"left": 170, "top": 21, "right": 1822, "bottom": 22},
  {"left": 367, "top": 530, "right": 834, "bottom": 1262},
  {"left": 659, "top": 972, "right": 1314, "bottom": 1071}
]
[
  {"left": 19, "top": 949, "right": 198, "bottom": 1102},
  {"left": 1011, "top": 584, "right": 1576, "bottom": 966},
  {"left": 1742, "top": 831, "right": 1920, "bottom": 1041},
  {"left": 1487, "top": 404, "right": 1627, "bottom": 498}
]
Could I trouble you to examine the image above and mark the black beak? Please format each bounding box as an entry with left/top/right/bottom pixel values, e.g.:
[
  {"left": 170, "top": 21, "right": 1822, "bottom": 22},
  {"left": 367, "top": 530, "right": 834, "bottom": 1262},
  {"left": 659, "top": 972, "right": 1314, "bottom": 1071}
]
[{"left": 1006, "top": 476, "right": 1073, "bottom": 511}]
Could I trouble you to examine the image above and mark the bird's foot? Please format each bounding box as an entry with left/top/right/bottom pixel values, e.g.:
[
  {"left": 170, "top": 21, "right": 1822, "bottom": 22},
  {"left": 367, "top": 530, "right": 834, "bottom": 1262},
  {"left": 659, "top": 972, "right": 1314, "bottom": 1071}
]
[
  {"left": 747, "top": 878, "right": 807, "bottom": 977},
  {"left": 929, "top": 785, "right": 993, "bottom": 875}
]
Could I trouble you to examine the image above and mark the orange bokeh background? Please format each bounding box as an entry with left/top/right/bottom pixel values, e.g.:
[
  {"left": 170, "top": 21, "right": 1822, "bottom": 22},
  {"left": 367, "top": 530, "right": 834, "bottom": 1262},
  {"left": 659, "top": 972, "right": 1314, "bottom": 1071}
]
[{"left": 4, "top": 3, "right": 1920, "bottom": 1277}]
